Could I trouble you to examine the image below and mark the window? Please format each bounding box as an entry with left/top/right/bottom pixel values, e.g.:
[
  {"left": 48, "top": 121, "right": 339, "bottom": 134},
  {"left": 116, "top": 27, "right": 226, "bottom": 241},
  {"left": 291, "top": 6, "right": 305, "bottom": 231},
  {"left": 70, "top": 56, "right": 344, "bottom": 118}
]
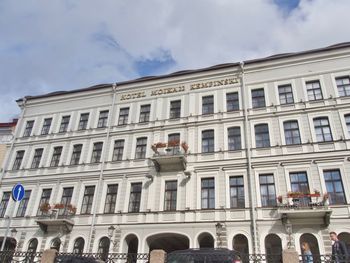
[
  {"left": 23, "top": 120, "right": 34, "bottom": 137},
  {"left": 202, "top": 130, "right": 214, "bottom": 153},
  {"left": 73, "top": 238, "right": 85, "bottom": 254},
  {"left": 251, "top": 88, "right": 266, "bottom": 108},
  {"left": 164, "top": 181, "right": 177, "bottom": 211},
  {"left": 78, "top": 113, "right": 89, "bottom": 130},
  {"left": 346, "top": 114, "right": 350, "bottom": 135},
  {"left": 98, "top": 237, "right": 110, "bottom": 261},
  {"left": 37, "top": 189, "right": 52, "bottom": 216},
  {"left": 168, "top": 133, "right": 180, "bottom": 154},
  {"left": 228, "top": 127, "right": 241, "bottom": 150},
  {"left": 97, "top": 110, "right": 109, "bottom": 128},
  {"left": 70, "top": 144, "right": 82, "bottom": 165},
  {"left": 336, "top": 76, "right": 350, "bottom": 97},
  {"left": 259, "top": 174, "right": 276, "bottom": 207},
  {"left": 16, "top": 190, "right": 31, "bottom": 217},
  {"left": 112, "top": 140, "right": 124, "bottom": 161},
  {"left": 230, "top": 176, "right": 245, "bottom": 208},
  {"left": 290, "top": 172, "right": 310, "bottom": 206},
  {"left": 324, "top": 170, "right": 346, "bottom": 205},
  {"left": 202, "top": 95, "right": 214, "bottom": 115},
  {"left": 226, "top": 92, "right": 239, "bottom": 111},
  {"left": 91, "top": 142, "right": 103, "bottom": 163},
  {"left": 41, "top": 118, "right": 52, "bottom": 135},
  {"left": 0, "top": 192, "right": 10, "bottom": 218},
  {"left": 306, "top": 80, "right": 323, "bottom": 101},
  {"left": 50, "top": 146, "right": 63, "bottom": 167},
  {"left": 31, "top": 148, "right": 43, "bottom": 169},
  {"left": 12, "top": 150, "right": 25, "bottom": 170},
  {"left": 283, "top": 121, "right": 301, "bottom": 145},
  {"left": 104, "top": 184, "right": 118, "bottom": 214},
  {"left": 81, "top": 186, "right": 95, "bottom": 214},
  {"left": 201, "top": 178, "right": 215, "bottom": 209},
  {"left": 28, "top": 239, "right": 38, "bottom": 254},
  {"left": 255, "top": 124, "right": 270, "bottom": 148},
  {"left": 314, "top": 117, "right": 333, "bottom": 142},
  {"left": 170, "top": 100, "right": 181, "bottom": 119},
  {"left": 59, "top": 115, "right": 70, "bottom": 133},
  {"left": 139, "top": 104, "right": 151, "bottom": 123},
  {"left": 128, "top": 183, "right": 142, "bottom": 212},
  {"left": 135, "top": 137, "right": 147, "bottom": 159},
  {"left": 278, "top": 84, "right": 294, "bottom": 104},
  {"left": 59, "top": 187, "right": 73, "bottom": 216},
  {"left": 118, "top": 107, "right": 129, "bottom": 125}
]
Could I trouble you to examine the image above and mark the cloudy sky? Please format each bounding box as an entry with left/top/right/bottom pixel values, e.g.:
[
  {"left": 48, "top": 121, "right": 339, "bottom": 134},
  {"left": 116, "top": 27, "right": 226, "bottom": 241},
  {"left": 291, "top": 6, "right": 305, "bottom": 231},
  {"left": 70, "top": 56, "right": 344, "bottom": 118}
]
[{"left": 1, "top": 0, "right": 350, "bottom": 122}]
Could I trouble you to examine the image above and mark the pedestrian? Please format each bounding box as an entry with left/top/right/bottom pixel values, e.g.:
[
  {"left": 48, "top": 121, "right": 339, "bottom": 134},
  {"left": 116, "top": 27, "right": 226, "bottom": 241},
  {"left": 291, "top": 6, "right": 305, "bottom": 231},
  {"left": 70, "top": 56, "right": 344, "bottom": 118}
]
[
  {"left": 330, "top": 231, "right": 349, "bottom": 263},
  {"left": 301, "top": 242, "right": 313, "bottom": 263}
]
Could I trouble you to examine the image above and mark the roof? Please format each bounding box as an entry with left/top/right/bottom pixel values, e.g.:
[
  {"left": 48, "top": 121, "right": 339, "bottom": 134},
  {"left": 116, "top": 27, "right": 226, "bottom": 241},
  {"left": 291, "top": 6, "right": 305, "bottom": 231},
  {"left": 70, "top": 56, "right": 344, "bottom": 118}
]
[
  {"left": 0, "top": 119, "right": 18, "bottom": 128},
  {"left": 16, "top": 42, "right": 350, "bottom": 103}
]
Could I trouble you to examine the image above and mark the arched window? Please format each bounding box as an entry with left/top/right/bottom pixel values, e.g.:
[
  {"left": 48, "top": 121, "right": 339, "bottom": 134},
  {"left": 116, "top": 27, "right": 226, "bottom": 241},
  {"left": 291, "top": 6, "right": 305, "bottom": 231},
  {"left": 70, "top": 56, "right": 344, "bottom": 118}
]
[
  {"left": 264, "top": 234, "right": 282, "bottom": 263},
  {"left": 300, "top": 233, "right": 320, "bottom": 258},
  {"left": 98, "top": 237, "right": 110, "bottom": 261},
  {"left": 50, "top": 238, "right": 61, "bottom": 252},
  {"left": 338, "top": 232, "right": 350, "bottom": 252},
  {"left": 233, "top": 234, "right": 249, "bottom": 254},
  {"left": 198, "top": 233, "right": 214, "bottom": 248},
  {"left": 73, "top": 237, "right": 85, "bottom": 254},
  {"left": 28, "top": 238, "right": 38, "bottom": 253}
]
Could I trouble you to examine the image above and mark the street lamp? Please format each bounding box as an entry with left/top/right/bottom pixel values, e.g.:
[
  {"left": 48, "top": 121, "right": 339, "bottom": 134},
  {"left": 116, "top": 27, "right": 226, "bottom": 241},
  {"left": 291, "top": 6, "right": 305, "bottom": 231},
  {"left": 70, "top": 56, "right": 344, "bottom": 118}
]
[{"left": 10, "top": 228, "right": 17, "bottom": 238}]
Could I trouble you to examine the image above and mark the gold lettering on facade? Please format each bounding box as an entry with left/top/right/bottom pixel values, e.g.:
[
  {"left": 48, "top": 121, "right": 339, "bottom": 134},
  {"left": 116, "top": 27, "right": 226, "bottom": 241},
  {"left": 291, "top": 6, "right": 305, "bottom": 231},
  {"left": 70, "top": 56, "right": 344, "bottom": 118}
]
[
  {"left": 190, "top": 78, "right": 239, "bottom": 90},
  {"left": 120, "top": 91, "right": 146, "bottom": 101},
  {"left": 150, "top": 86, "right": 185, "bottom": 96}
]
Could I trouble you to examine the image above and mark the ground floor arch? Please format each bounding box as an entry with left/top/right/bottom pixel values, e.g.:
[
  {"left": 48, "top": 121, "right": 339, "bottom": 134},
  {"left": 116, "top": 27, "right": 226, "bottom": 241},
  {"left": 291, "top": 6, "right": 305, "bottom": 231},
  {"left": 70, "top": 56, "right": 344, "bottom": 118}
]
[
  {"left": 146, "top": 233, "right": 190, "bottom": 253},
  {"left": 299, "top": 233, "right": 320, "bottom": 256},
  {"left": 0, "top": 237, "right": 17, "bottom": 251},
  {"left": 233, "top": 234, "right": 249, "bottom": 254},
  {"left": 198, "top": 232, "right": 214, "bottom": 248},
  {"left": 338, "top": 232, "right": 350, "bottom": 251},
  {"left": 122, "top": 234, "right": 139, "bottom": 254}
]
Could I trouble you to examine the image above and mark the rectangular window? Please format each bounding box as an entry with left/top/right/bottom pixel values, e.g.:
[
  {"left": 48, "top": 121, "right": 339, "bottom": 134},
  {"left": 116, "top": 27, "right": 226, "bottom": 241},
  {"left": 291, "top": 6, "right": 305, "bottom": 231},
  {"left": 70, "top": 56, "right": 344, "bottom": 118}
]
[
  {"left": 12, "top": 150, "right": 25, "bottom": 170},
  {"left": 202, "top": 130, "right": 214, "bottom": 153},
  {"left": 230, "top": 176, "right": 245, "bottom": 208},
  {"left": 16, "top": 190, "right": 31, "bottom": 217},
  {"left": 41, "top": 118, "right": 52, "bottom": 135},
  {"left": 164, "top": 180, "right": 177, "bottom": 211},
  {"left": 81, "top": 186, "right": 95, "bottom": 214},
  {"left": 37, "top": 189, "right": 52, "bottom": 216},
  {"left": 59, "top": 187, "right": 74, "bottom": 216},
  {"left": 31, "top": 148, "right": 43, "bottom": 169},
  {"left": 104, "top": 184, "right": 118, "bottom": 214},
  {"left": 324, "top": 170, "right": 346, "bottom": 205},
  {"left": 306, "top": 80, "right": 323, "bottom": 101},
  {"left": 259, "top": 174, "right": 276, "bottom": 207},
  {"left": 135, "top": 137, "right": 147, "bottom": 159},
  {"left": 226, "top": 92, "right": 239, "bottom": 111},
  {"left": 336, "top": 76, "right": 350, "bottom": 97},
  {"left": 201, "top": 178, "right": 215, "bottom": 209},
  {"left": 252, "top": 88, "right": 266, "bottom": 108},
  {"left": 128, "top": 183, "right": 142, "bottom": 212},
  {"left": 0, "top": 192, "right": 10, "bottom": 218},
  {"left": 50, "top": 146, "right": 63, "bottom": 167},
  {"left": 345, "top": 114, "right": 350, "bottom": 135},
  {"left": 290, "top": 172, "right": 310, "bottom": 206},
  {"left": 314, "top": 117, "right": 333, "bottom": 142},
  {"left": 170, "top": 100, "right": 181, "bottom": 119},
  {"left": 23, "top": 120, "right": 34, "bottom": 137},
  {"left": 112, "top": 140, "right": 124, "bottom": 161},
  {"left": 202, "top": 95, "right": 214, "bottom": 115},
  {"left": 78, "top": 113, "right": 89, "bottom": 130},
  {"left": 278, "top": 84, "right": 294, "bottom": 105},
  {"left": 118, "top": 107, "right": 129, "bottom": 126},
  {"left": 59, "top": 115, "right": 70, "bottom": 133},
  {"left": 91, "top": 142, "right": 103, "bottom": 163},
  {"left": 284, "top": 121, "right": 301, "bottom": 145},
  {"left": 139, "top": 105, "right": 151, "bottom": 123},
  {"left": 228, "top": 127, "right": 241, "bottom": 150},
  {"left": 97, "top": 110, "right": 109, "bottom": 128},
  {"left": 255, "top": 124, "right": 270, "bottom": 148},
  {"left": 70, "top": 144, "right": 82, "bottom": 165}
]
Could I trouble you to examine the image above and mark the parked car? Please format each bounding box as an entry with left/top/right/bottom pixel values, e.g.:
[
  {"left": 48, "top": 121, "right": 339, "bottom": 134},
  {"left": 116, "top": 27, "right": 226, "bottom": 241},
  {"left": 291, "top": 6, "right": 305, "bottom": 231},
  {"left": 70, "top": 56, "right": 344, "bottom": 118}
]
[{"left": 167, "top": 248, "right": 242, "bottom": 263}]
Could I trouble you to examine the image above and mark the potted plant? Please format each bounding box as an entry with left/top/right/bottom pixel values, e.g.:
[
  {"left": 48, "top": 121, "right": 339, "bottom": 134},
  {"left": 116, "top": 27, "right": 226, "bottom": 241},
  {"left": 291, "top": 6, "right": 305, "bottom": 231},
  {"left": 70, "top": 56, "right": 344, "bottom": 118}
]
[
  {"left": 39, "top": 202, "right": 51, "bottom": 213},
  {"left": 66, "top": 204, "right": 77, "bottom": 215},
  {"left": 168, "top": 140, "right": 180, "bottom": 147},
  {"left": 287, "top": 191, "right": 303, "bottom": 198},
  {"left": 323, "top": 193, "right": 330, "bottom": 206},
  {"left": 181, "top": 142, "right": 189, "bottom": 153},
  {"left": 53, "top": 203, "right": 65, "bottom": 209},
  {"left": 155, "top": 142, "right": 167, "bottom": 148},
  {"left": 151, "top": 144, "right": 158, "bottom": 154},
  {"left": 277, "top": 195, "right": 283, "bottom": 204}
]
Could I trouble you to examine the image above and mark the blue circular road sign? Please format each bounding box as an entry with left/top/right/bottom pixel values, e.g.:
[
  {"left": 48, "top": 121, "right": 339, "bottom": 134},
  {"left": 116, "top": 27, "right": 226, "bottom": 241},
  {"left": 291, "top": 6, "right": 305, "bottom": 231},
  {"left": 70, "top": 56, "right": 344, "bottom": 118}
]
[{"left": 12, "top": 183, "right": 25, "bottom": 202}]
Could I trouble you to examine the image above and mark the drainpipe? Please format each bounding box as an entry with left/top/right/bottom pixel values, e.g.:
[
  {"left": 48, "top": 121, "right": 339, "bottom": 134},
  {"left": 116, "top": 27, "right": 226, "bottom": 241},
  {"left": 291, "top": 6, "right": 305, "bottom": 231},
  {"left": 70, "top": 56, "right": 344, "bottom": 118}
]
[
  {"left": 86, "top": 83, "right": 117, "bottom": 252},
  {"left": 0, "top": 97, "right": 27, "bottom": 185},
  {"left": 239, "top": 62, "right": 258, "bottom": 254}
]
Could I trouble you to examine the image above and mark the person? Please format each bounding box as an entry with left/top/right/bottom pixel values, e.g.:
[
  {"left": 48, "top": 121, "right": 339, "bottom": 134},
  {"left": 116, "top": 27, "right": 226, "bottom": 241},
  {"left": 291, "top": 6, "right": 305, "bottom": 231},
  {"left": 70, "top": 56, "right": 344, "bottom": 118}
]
[
  {"left": 330, "top": 231, "right": 349, "bottom": 263},
  {"left": 301, "top": 242, "right": 313, "bottom": 263}
]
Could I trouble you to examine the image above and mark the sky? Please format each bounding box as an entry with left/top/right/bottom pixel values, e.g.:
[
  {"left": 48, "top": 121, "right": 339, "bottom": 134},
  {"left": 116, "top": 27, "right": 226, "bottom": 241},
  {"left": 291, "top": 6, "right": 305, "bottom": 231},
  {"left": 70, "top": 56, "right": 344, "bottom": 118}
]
[{"left": 1, "top": 0, "right": 350, "bottom": 122}]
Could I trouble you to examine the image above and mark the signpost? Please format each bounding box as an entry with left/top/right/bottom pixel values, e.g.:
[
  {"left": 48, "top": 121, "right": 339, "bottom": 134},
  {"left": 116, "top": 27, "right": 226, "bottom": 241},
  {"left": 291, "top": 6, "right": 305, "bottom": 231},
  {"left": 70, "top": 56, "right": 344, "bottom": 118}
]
[{"left": 0, "top": 183, "right": 25, "bottom": 251}]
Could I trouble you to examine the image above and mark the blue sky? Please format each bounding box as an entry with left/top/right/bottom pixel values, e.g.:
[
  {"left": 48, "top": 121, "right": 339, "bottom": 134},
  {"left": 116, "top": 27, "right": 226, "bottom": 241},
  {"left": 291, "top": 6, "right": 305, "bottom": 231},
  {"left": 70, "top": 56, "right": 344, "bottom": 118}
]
[{"left": 1, "top": 0, "right": 350, "bottom": 122}]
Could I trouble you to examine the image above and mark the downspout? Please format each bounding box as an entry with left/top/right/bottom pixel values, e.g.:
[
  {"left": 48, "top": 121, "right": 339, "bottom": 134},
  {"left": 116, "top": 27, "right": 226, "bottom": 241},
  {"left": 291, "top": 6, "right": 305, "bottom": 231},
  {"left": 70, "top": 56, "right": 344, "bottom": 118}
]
[
  {"left": 0, "top": 97, "right": 27, "bottom": 186},
  {"left": 239, "top": 62, "right": 258, "bottom": 254},
  {"left": 86, "top": 83, "right": 117, "bottom": 252}
]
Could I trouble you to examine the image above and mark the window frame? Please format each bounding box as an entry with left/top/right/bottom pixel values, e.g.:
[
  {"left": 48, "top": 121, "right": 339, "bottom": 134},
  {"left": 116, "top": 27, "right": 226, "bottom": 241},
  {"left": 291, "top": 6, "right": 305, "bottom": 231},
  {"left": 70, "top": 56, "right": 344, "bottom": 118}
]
[
  {"left": 16, "top": 190, "right": 31, "bottom": 217},
  {"left": 336, "top": 76, "right": 350, "bottom": 97},
  {"left": 201, "top": 178, "right": 215, "bottom": 209},
  {"left": 91, "top": 142, "right": 103, "bottom": 163},
  {"left": 78, "top": 113, "right": 89, "bottom": 130},
  {"left": 259, "top": 174, "right": 276, "bottom": 207},
  {"left": 278, "top": 84, "right": 294, "bottom": 105},
  {"left": 324, "top": 170, "right": 346, "bottom": 205},
  {"left": 23, "top": 120, "right": 34, "bottom": 137},
  {"left": 41, "top": 118, "right": 52, "bottom": 135},
  {"left": 59, "top": 115, "right": 70, "bottom": 133},
  {"left": 13, "top": 150, "right": 25, "bottom": 170},
  {"left": 139, "top": 104, "right": 151, "bottom": 123},
  {"left": 226, "top": 92, "right": 239, "bottom": 111},
  {"left": 118, "top": 107, "right": 129, "bottom": 126},
  {"left": 0, "top": 192, "right": 11, "bottom": 218},
  {"left": 283, "top": 120, "right": 301, "bottom": 145},
  {"left": 228, "top": 127, "right": 241, "bottom": 150},
  {"left": 202, "top": 95, "right": 214, "bottom": 115},
  {"left": 37, "top": 189, "right": 52, "bottom": 216},
  {"left": 229, "top": 176, "right": 245, "bottom": 208},
  {"left": 128, "top": 183, "right": 142, "bottom": 213},
  {"left": 306, "top": 80, "right": 323, "bottom": 101},
  {"left": 135, "top": 137, "right": 147, "bottom": 159},
  {"left": 254, "top": 124, "right": 270, "bottom": 148},
  {"left": 50, "top": 146, "right": 63, "bottom": 167},
  {"left": 313, "top": 117, "right": 333, "bottom": 142},
  {"left": 202, "top": 130, "right": 215, "bottom": 153},
  {"left": 104, "top": 184, "right": 118, "bottom": 214},
  {"left": 251, "top": 88, "right": 266, "bottom": 108},
  {"left": 112, "top": 140, "right": 124, "bottom": 161},
  {"left": 81, "top": 186, "right": 95, "bottom": 215},
  {"left": 70, "top": 144, "right": 82, "bottom": 165},
  {"left": 164, "top": 180, "right": 177, "bottom": 211},
  {"left": 31, "top": 148, "right": 43, "bottom": 169},
  {"left": 170, "top": 100, "right": 181, "bottom": 119},
  {"left": 97, "top": 110, "right": 109, "bottom": 128}
]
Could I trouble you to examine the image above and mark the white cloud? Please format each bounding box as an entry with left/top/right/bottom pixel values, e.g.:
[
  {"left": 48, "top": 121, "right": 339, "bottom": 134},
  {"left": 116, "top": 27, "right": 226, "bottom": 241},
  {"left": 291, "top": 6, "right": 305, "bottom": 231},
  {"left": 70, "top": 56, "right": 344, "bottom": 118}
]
[{"left": 1, "top": 0, "right": 350, "bottom": 121}]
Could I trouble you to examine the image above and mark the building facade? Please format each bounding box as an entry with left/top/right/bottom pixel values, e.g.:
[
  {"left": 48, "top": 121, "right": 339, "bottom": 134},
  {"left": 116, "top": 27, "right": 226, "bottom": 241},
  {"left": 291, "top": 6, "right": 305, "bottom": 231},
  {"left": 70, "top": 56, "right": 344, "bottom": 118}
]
[
  {"left": 0, "top": 119, "right": 17, "bottom": 170},
  {"left": 1, "top": 43, "right": 350, "bottom": 257}
]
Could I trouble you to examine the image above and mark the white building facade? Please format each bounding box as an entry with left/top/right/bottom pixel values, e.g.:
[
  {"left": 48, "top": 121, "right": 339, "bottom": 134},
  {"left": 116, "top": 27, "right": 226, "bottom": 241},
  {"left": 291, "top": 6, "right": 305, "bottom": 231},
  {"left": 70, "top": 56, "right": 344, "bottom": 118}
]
[{"left": 1, "top": 43, "right": 350, "bottom": 257}]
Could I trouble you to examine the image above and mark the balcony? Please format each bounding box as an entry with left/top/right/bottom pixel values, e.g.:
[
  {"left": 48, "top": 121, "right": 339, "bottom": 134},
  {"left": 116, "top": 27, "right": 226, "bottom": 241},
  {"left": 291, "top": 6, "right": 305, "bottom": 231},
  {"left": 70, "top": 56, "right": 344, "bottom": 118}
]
[{"left": 150, "top": 141, "right": 188, "bottom": 172}]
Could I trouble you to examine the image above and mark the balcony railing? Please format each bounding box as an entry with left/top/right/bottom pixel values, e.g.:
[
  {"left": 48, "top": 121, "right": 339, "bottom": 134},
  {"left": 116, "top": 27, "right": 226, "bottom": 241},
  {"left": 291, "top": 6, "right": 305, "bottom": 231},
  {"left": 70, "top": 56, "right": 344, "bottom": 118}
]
[{"left": 36, "top": 209, "right": 75, "bottom": 233}]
